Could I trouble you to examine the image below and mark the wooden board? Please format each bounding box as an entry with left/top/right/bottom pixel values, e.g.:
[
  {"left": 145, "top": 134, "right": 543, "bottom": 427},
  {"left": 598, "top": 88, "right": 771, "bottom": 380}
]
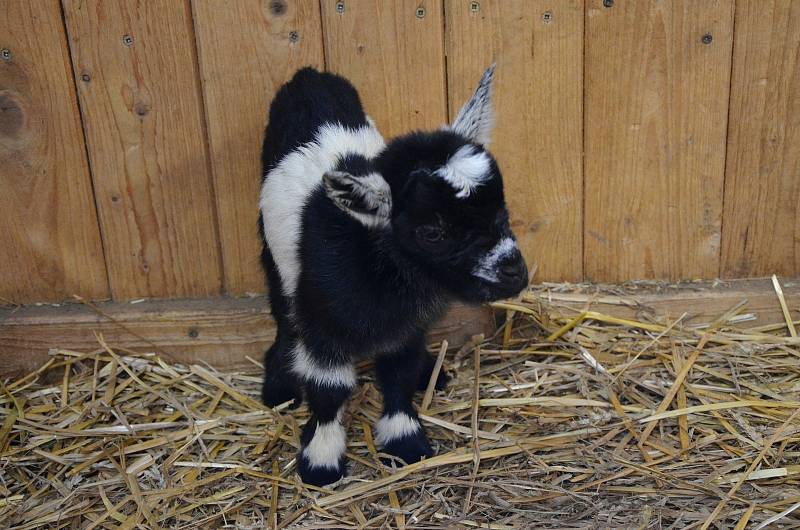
[
  {"left": 191, "top": 0, "right": 325, "bottom": 295},
  {"left": 321, "top": 0, "right": 447, "bottom": 138},
  {"left": 62, "top": 0, "right": 222, "bottom": 300},
  {"left": 721, "top": 0, "right": 800, "bottom": 278},
  {"left": 445, "top": 0, "right": 584, "bottom": 282},
  {"left": 0, "top": 300, "right": 493, "bottom": 379},
  {"left": 0, "top": 0, "right": 108, "bottom": 304},
  {"left": 526, "top": 277, "right": 800, "bottom": 330},
  {"left": 584, "top": 0, "right": 735, "bottom": 282}
]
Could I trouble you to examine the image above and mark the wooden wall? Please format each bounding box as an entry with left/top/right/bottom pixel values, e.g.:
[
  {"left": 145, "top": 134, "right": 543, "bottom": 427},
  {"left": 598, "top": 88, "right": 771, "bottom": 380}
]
[{"left": 1, "top": 0, "right": 799, "bottom": 305}]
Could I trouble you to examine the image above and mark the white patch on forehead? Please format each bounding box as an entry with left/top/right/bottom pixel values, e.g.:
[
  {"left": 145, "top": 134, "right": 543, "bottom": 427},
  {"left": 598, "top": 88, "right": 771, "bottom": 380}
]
[
  {"left": 435, "top": 144, "right": 492, "bottom": 198},
  {"left": 472, "top": 237, "right": 517, "bottom": 283},
  {"left": 260, "top": 122, "right": 385, "bottom": 298},
  {"left": 290, "top": 341, "right": 357, "bottom": 388}
]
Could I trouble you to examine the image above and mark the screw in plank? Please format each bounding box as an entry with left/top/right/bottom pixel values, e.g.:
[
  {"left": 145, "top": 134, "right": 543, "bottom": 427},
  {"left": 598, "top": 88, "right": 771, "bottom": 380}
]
[
  {"left": 1, "top": 48, "right": 11, "bottom": 61},
  {"left": 188, "top": 328, "right": 199, "bottom": 339},
  {"left": 416, "top": 7, "right": 426, "bottom": 18},
  {"left": 542, "top": 11, "right": 553, "bottom": 23},
  {"left": 603, "top": 0, "right": 614, "bottom": 7},
  {"left": 335, "top": 1, "right": 344, "bottom": 14},
  {"left": 288, "top": 30, "right": 299, "bottom": 43},
  {"left": 469, "top": 1, "right": 480, "bottom": 13},
  {"left": 81, "top": 73, "right": 91, "bottom": 82},
  {"left": 701, "top": 33, "right": 713, "bottom": 45},
  {"left": 122, "top": 34, "right": 134, "bottom": 47}
]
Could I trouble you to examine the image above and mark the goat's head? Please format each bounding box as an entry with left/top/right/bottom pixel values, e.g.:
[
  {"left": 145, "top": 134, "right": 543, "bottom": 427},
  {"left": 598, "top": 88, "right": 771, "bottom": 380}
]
[{"left": 324, "top": 65, "right": 528, "bottom": 302}]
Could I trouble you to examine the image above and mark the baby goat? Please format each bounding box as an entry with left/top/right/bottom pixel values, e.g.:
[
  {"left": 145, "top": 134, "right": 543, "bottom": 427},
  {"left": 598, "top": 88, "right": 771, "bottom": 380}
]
[{"left": 259, "top": 65, "right": 527, "bottom": 486}]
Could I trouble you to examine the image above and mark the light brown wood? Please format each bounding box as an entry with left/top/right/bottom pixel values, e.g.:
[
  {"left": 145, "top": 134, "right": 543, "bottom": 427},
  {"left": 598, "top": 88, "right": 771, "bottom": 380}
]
[
  {"left": 0, "top": 299, "right": 492, "bottom": 379},
  {"left": 62, "top": 0, "right": 222, "bottom": 300},
  {"left": 721, "top": 0, "right": 800, "bottom": 278},
  {"left": 0, "top": 0, "right": 108, "bottom": 304},
  {"left": 321, "top": 0, "right": 447, "bottom": 139},
  {"left": 584, "top": 0, "right": 735, "bottom": 282},
  {"left": 191, "top": 0, "right": 325, "bottom": 295},
  {"left": 445, "top": 0, "right": 584, "bottom": 281},
  {"left": 526, "top": 277, "right": 800, "bottom": 330}
]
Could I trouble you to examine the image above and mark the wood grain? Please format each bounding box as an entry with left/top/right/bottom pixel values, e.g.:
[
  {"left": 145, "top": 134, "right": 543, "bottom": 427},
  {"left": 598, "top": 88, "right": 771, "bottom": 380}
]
[
  {"left": 0, "top": 0, "right": 108, "bottom": 303},
  {"left": 0, "top": 299, "right": 492, "bottom": 379},
  {"left": 321, "top": 0, "right": 447, "bottom": 138},
  {"left": 445, "top": 0, "right": 584, "bottom": 281},
  {"left": 192, "top": 0, "right": 325, "bottom": 295},
  {"left": 721, "top": 0, "right": 800, "bottom": 278},
  {"left": 584, "top": 0, "right": 735, "bottom": 282},
  {"left": 62, "top": 0, "right": 222, "bottom": 300}
]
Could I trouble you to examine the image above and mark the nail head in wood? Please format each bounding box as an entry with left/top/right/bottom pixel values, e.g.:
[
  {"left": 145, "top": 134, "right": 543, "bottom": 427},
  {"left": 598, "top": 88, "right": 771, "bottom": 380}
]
[
  {"left": 1, "top": 49, "right": 11, "bottom": 61},
  {"left": 288, "top": 30, "right": 299, "bottom": 43},
  {"left": 702, "top": 33, "right": 713, "bottom": 45},
  {"left": 335, "top": 2, "right": 344, "bottom": 14},
  {"left": 470, "top": 2, "right": 480, "bottom": 13},
  {"left": 122, "top": 34, "right": 134, "bottom": 47},
  {"left": 542, "top": 11, "right": 552, "bottom": 23},
  {"left": 416, "top": 7, "right": 426, "bottom": 18},
  {"left": 603, "top": 0, "right": 614, "bottom": 7}
]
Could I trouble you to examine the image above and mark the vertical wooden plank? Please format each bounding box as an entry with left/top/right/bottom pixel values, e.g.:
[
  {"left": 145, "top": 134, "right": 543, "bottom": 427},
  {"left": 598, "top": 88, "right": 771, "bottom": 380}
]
[
  {"left": 584, "top": 0, "right": 734, "bottom": 282},
  {"left": 721, "top": 0, "right": 800, "bottom": 278},
  {"left": 321, "top": 0, "right": 447, "bottom": 138},
  {"left": 192, "top": 0, "right": 325, "bottom": 295},
  {"left": 62, "top": 0, "right": 222, "bottom": 300},
  {"left": 0, "top": 0, "right": 108, "bottom": 303},
  {"left": 445, "top": 0, "right": 584, "bottom": 281}
]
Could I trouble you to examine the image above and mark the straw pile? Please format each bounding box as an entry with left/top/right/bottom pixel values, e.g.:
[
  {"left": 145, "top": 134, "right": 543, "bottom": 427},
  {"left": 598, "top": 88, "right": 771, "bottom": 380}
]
[{"left": 1, "top": 281, "right": 799, "bottom": 529}]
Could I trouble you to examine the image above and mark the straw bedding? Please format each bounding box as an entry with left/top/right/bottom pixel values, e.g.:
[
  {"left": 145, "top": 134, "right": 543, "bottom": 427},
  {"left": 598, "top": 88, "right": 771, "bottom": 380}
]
[{"left": 1, "top": 282, "right": 799, "bottom": 529}]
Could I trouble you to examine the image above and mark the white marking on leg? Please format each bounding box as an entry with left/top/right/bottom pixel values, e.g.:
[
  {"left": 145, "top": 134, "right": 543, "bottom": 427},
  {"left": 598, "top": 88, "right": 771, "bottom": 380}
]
[
  {"left": 375, "top": 412, "right": 421, "bottom": 447},
  {"left": 302, "top": 408, "right": 346, "bottom": 470},
  {"left": 260, "top": 122, "right": 386, "bottom": 298},
  {"left": 434, "top": 144, "right": 492, "bottom": 198},
  {"left": 472, "top": 237, "right": 517, "bottom": 283},
  {"left": 290, "top": 341, "right": 356, "bottom": 388}
]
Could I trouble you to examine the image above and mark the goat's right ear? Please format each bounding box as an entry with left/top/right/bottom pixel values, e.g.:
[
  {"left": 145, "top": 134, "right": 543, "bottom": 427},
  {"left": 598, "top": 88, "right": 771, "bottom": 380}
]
[
  {"left": 323, "top": 171, "right": 392, "bottom": 229},
  {"left": 449, "top": 64, "right": 496, "bottom": 146}
]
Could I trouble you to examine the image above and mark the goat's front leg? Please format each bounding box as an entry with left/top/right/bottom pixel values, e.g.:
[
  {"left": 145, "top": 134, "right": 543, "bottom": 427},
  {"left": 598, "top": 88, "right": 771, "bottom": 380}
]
[
  {"left": 292, "top": 341, "right": 355, "bottom": 487},
  {"left": 374, "top": 337, "right": 433, "bottom": 465}
]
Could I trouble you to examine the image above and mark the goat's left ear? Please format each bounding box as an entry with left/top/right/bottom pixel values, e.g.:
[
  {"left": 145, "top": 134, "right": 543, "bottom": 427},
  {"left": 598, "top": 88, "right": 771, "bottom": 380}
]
[
  {"left": 323, "top": 171, "right": 392, "bottom": 229},
  {"left": 449, "top": 63, "right": 496, "bottom": 146}
]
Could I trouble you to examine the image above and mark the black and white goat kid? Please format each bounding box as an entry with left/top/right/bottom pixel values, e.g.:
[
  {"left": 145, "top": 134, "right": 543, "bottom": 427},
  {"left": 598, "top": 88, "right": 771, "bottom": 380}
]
[{"left": 259, "top": 65, "right": 527, "bottom": 486}]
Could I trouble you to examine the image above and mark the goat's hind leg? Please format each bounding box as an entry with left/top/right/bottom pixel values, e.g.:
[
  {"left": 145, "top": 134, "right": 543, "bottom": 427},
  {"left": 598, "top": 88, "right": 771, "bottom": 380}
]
[
  {"left": 262, "top": 331, "right": 303, "bottom": 408},
  {"left": 294, "top": 343, "right": 355, "bottom": 486},
  {"left": 375, "top": 336, "right": 434, "bottom": 465}
]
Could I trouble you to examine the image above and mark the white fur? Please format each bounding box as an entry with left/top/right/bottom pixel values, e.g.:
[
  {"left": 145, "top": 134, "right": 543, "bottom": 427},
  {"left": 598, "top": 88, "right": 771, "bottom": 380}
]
[
  {"left": 435, "top": 145, "right": 492, "bottom": 198},
  {"left": 290, "top": 341, "right": 357, "bottom": 388},
  {"left": 472, "top": 237, "right": 518, "bottom": 283},
  {"left": 260, "top": 123, "right": 386, "bottom": 297},
  {"left": 323, "top": 171, "right": 392, "bottom": 229},
  {"left": 375, "top": 412, "right": 421, "bottom": 447},
  {"left": 450, "top": 64, "right": 496, "bottom": 146},
  {"left": 302, "top": 408, "right": 346, "bottom": 469}
]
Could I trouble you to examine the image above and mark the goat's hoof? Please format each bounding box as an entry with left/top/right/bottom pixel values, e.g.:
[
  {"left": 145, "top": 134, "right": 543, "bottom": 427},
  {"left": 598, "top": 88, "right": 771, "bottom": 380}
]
[
  {"left": 262, "top": 383, "right": 303, "bottom": 409},
  {"left": 381, "top": 431, "right": 433, "bottom": 465},
  {"left": 298, "top": 456, "right": 346, "bottom": 487}
]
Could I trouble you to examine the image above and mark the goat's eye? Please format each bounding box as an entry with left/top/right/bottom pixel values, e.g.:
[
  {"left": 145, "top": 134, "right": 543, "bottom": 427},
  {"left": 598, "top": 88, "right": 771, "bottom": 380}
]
[{"left": 416, "top": 225, "right": 445, "bottom": 244}]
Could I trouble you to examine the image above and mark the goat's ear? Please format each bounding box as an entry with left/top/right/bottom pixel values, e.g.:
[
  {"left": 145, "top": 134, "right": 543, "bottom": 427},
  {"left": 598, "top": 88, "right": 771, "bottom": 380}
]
[
  {"left": 450, "top": 64, "right": 496, "bottom": 146},
  {"left": 323, "top": 171, "right": 392, "bottom": 229}
]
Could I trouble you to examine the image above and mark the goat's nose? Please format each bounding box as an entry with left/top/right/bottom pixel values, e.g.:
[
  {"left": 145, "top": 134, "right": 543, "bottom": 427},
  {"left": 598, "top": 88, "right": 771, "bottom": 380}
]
[{"left": 498, "top": 257, "right": 527, "bottom": 283}]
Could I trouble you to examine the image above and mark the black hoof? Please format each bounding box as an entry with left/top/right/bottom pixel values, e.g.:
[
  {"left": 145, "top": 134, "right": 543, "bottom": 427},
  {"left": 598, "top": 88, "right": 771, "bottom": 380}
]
[
  {"left": 298, "top": 454, "right": 346, "bottom": 487},
  {"left": 262, "top": 379, "right": 303, "bottom": 408},
  {"left": 418, "top": 354, "right": 449, "bottom": 391},
  {"left": 381, "top": 430, "right": 433, "bottom": 465}
]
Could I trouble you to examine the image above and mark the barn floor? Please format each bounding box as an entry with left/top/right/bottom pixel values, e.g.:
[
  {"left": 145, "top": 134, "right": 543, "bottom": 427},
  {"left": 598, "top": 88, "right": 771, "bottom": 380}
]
[{"left": 1, "top": 282, "right": 800, "bottom": 529}]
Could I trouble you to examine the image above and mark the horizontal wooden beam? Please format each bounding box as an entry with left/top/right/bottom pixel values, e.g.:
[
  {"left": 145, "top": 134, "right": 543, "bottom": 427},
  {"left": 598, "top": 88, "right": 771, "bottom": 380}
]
[
  {"left": 526, "top": 277, "right": 800, "bottom": 329},
  {"left": 0, "top": 298, "right": 493, "bottom": 379}
]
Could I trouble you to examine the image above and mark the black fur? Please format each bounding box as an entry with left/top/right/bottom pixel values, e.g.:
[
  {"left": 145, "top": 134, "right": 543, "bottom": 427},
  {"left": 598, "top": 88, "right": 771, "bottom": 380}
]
[{"left": 259, "top": 67, "right": 527, "bottom": 486}]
